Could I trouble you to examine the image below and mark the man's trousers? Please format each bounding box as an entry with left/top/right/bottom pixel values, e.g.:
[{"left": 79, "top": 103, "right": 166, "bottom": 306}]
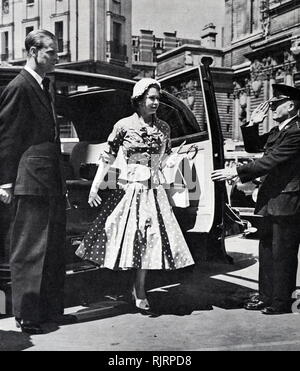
[{"left": 10, "top": 195, "right": 66, "bottom": 322}]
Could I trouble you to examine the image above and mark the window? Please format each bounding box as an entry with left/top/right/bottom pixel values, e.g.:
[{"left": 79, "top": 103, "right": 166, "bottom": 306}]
[
  {"left": 160, "top": 75, "right": 204, "bottom": 138},
  {"left": 132, "top": 37, "right": 139, "bottom": 48},
  {"left": 55, "top": 0, "right": 63, "bottom": 13},
  {"left": 233, "top": 0, "right": 252, "bottom": 39},
  {"left": 154, "top": 39, "right": 164, "bottom": 49},
  {"left": 26, "top": 0, "right": 34, "bottom": 5},
  {"left": 55, "top": 21, "right": 64, "bottom": 53},
  {"left": 112, "top": 22, "right": 122, "bottom": 54},
  {"left": 1, "top": 31, "right": 9, "bottom": 61},
  {"left": 250, "top": 0, "right": 260, "bottom": 34},
  {"left": 26, "top": 26, "right": 34, "bottom": 36},
  {"left": 112, "top": 0, "right": 121, "bottom": 15},
  {"left": 2, "top": 0, "right": 9, "bottom": 14},
  {"left": 113, "top": 22, "right": 122, "bottom": 46}
]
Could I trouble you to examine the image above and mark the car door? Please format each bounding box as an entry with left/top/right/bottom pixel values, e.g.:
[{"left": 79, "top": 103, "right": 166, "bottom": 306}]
[{"left": 157, "top": 64, "right": 227, "bottom": 261}]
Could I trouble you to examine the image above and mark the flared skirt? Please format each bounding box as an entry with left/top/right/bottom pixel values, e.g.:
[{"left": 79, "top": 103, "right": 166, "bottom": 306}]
[{"left": 76, "top": 183, "right": 195, "bottom": 270}]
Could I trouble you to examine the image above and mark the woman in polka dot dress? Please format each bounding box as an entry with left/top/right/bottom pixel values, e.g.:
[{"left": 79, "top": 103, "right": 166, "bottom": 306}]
[{"left": 76, "top": 78, "right": 195, "bottom": 312}]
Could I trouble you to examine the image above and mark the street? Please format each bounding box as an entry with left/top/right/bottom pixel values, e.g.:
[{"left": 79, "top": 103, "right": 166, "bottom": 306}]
[{"left": 0, "top": 235, "right": 300, "bottom": 352}]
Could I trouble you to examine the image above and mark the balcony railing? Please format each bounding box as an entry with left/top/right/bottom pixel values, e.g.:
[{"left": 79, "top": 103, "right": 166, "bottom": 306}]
[{"left": 106, "top": 41, "right": 127, "bottom": 63}]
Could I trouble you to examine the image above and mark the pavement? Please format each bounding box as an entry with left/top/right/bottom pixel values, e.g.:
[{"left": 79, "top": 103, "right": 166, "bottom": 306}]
[{"left": 0, "top": 235, "right": 300, "bottom": 352}]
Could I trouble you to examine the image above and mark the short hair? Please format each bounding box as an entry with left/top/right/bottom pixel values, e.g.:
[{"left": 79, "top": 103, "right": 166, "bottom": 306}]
[
  {"left": 131, "top": 83, "right": 161, "bottom": 112},
  {"left": 25, "top": 29, "right": 56, "bottom": 53}
]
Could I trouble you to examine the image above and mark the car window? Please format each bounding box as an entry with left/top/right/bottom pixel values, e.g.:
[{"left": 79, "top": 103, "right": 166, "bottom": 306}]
[
  {"left": 56, "top": 88, "right": 133, "bottom": 144},
  {"left": 157, "top": 101, "right": 192, "bottom": 139},
  {"left": 160, "top": 70, "right": 208, "bottom": 140}
]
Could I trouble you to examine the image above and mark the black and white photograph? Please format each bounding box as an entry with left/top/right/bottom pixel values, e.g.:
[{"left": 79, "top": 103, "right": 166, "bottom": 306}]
[{"left": 0, "top": 0, "right": 300, "bottom": 355}]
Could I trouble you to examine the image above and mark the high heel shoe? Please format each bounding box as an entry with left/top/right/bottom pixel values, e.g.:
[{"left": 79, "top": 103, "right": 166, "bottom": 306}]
[{"left": 132, "top": 286, "right": 150, "bottom": 311}]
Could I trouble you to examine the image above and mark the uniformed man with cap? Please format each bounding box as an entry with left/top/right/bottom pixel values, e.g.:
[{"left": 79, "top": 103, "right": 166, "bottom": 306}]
[{"left": 212, "top": 84, "right": 300, "bottom": 315}]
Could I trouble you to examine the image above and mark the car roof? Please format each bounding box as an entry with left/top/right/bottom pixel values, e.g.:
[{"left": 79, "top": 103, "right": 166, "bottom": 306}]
[{"left": 0, "top": 65, "right": 135, "bottom": 87}]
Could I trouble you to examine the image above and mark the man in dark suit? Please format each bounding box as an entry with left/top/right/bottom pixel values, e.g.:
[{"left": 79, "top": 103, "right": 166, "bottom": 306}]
[
  {"left": 212, "top": 84, "right": 300, "bottom": 315},
  {"left": 0, "top": 30, "right": 69, "bottom": 333}
]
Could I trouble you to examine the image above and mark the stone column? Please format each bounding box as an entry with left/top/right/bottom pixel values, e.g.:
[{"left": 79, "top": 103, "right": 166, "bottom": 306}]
[
  {"left": 245, "top": 80, "right": 251, "bottom": 122},
  {"left": 283, "top": 51, "right": 296, "bottom": 86},
  {"left": 233, "top": 87, "right": 241, "bottom": 142},
  {"left": 267, "top": 77, "right": 274, "bottom": 131}
]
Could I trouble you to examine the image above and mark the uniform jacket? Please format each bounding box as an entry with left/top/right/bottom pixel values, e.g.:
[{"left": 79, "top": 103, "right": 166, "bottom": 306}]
[
  {"left": 0, "top": 69, "right": 65, "bottom": 196},
  {"left": 237, "top": 117, "right": 300, "bottom": 216}
]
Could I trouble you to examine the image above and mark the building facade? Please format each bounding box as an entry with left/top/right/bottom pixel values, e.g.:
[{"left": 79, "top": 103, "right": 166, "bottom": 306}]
[
  {"left": 154, "top": 24, "right": 234, "bottom": 140},
  {"left": 0, "top": 0, "right": 136, "bottom": 78},
  {"left": 132, "top": 29, "right": 202, "bottom": 79},
  {"left": 224, "top": 0, "right": 300, "bottom": 142}
]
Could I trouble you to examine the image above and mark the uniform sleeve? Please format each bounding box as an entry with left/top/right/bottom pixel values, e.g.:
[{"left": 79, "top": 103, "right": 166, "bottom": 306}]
[
  {"left": 99, "top": 121, "right": 126, "bottom": 164},
  {"left": 237, "top": 129, "right": 300, "bottom": 183},
  {"left": 241, "top": 124, "right": 269, "bottom": 153}
]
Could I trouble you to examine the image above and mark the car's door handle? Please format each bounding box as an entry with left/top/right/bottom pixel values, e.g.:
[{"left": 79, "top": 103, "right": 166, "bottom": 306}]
[
  {"left": 176, "top": 144, "right": 199, "bottom": 160},
  {"left": 187, "top": 145, "right": 198, "bottom": 160}
]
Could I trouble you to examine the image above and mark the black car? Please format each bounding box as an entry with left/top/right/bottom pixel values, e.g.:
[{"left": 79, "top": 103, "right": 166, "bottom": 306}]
[{"left": 0, "top": 63, "right": 233, "bottom": 314}]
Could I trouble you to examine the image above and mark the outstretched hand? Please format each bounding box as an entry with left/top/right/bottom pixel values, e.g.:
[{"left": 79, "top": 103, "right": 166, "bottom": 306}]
[
  {"left": 88, "top": 191, "right": 102, "bottom": 208},
  {"left": 249, "top": 101, "right": 269, "bottom": 125},
  {"left": 211, "top": 167, "right": 238, "bottom": 182}
]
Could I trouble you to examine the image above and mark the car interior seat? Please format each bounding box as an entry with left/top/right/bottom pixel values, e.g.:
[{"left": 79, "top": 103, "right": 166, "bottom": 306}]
[{"left": 70, "top": 141, "right": 107, "bottom": 180}]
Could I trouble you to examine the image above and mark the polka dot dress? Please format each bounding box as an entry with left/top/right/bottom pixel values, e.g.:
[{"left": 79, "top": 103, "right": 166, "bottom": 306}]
[
  {"left": 75, "top": 114, "right": 195, "bottom": 271},
  {"left": 75, "top": 183, "right": 194, "bottom": 271}
]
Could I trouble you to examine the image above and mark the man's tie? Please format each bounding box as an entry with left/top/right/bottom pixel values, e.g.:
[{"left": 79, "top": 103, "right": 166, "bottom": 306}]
[
  {"left": 42, "top": 77, "right": 51, "bottom": 93},
  {"left": 42, "top": 77, "right": 59, "bottom": 142},
  {"left": 271, "top": 126, "right": 279, "bottom": 134}
]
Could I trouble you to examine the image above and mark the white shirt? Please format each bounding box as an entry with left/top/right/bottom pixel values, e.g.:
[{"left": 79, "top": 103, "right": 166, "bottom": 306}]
[
  {"left": 24, "top": 65, "right": 44, "bottom": 90},
  {"left": 0, "top": 66, "right": 45, "bottom": 190}
]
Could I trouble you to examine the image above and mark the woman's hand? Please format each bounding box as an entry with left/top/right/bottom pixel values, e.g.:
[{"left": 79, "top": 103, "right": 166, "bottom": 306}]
[
  {"left": 165, "top": 153, "right": 177, "bottom": 168},
  {"left": 88, "top": 190, "right": 102, "bottom": 208}
]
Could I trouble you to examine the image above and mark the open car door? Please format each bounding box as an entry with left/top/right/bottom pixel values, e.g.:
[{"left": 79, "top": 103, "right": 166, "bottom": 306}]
[{"left": 158, "top": 63, "right": 228, "bottom": 261}]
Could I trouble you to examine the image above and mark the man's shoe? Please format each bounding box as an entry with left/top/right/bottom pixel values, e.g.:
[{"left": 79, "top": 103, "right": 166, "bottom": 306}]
[
  {"left": 244, "top": 300, "right": 268, "bottom": 311},
  {"left": 261, "top": 306, "right": 292, "bottom": 315},
  {"left": 15, "top": 318, "right": 44, "bottom": 335}
]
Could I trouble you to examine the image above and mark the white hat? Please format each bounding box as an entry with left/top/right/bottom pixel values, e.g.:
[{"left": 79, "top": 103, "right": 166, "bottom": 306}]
[{"left": 132, "top": 78, "right": 161, "bottom": 99}]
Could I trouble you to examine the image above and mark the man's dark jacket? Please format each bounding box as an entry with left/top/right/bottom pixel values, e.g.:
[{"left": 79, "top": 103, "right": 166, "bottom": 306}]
[
  {"left": 0, "top": 68, "right": 65, "bottom": 196},
  {"left": 237, "top": 117, "right": 300, "bottom": 216}
]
